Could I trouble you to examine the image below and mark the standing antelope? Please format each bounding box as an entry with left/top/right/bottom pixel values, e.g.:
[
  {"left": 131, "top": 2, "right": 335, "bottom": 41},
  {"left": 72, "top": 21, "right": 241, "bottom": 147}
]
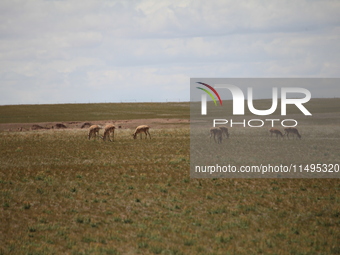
[
  {"left": 88, "top": 125, "right": 102, "bottom": 140},
  {"left": 269, "top": 127, "right": 284, "bottom": 138},
  {"left": 284, "top": 127, "right": 301, "bottom": 139},
  {"left": 209, "top": 127, "right": 223, "bottom": 144},
  {"left": 133, "top": 125, "right": 151, "bottom": 139},
  {"left": 219, "top": 126, "right": 230, "bottom": 138},
  {"left": 102, "top": 124, "right": 115, "bottom": 142}
]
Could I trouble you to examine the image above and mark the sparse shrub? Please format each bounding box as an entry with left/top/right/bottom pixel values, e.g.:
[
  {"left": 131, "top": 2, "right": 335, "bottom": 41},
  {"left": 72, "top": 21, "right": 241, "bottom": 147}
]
[
  {"left": 23, "top": 202, "right": 31, "bottom": 210},
  {"left": 184, "top": 240, "right": 194, "bottom": 246},
  {"left": 36, "top": 188, "right": 44, "bottom": 194},
  {"left": 76, "top": 217, "right": 84, "bottom": 224},
  {"left": 138, "top": 242, "right": 149, "bottom": 248},
  {"left": 149, "top": 246, "right": 163, "bottom": 254},
  {"left": 28, "top": 226, "right": 36, "bottom": 233},
  {"left": 123, "top": 218, "right": 133, "bottom": 224},
  {"left": 82, "top": 236, "right": 96, "bottom": 243}
]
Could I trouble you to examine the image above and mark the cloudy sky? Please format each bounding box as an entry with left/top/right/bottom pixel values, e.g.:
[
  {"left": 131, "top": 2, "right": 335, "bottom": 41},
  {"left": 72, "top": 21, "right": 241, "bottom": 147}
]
[{"left": 0, "top": 0, "right": 339, "bottom": 105}]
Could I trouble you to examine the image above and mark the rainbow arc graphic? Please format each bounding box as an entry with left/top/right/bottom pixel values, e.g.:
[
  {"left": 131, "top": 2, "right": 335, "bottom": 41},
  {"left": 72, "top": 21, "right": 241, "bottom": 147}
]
[{"left": 196, "top": 82, "right": 223, "bottom": 106}]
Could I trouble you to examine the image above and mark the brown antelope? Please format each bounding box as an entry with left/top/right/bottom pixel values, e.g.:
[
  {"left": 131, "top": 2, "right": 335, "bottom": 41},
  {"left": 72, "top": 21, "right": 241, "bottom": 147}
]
[
  {"left": 269, "top": 127, "right": 284, "bottom": 138},
  {"left": 219, "top": 126, "right": 230, "bottom": 138},
  {"left": 133, "top": 125, "right": 151, "bottom": 139},
  {"left": 102, "top": 124, "right": 115, "bottom": 141},
  {"left": 209, "top": 127, "right": 223, "bottom": 144},
  {"left": 284, "top": 127, "right": 301, "bottom": 139},
  {"left": 88, "top": 125, "right": 102, "bottom": 140}
]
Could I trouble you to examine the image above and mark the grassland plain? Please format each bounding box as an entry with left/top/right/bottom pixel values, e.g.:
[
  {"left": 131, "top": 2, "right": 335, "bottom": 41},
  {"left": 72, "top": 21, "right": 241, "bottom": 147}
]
[
  {"left": 0, "top": 102, "right": 190, "bottom": 124},
  {"left": 0, "top": 100, "right": 339, "bottom": 254}
]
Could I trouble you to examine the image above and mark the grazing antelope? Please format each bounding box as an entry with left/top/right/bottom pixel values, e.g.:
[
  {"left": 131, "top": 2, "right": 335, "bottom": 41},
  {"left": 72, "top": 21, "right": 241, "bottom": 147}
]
[
  {"left": 284, "top": 127, "right": 301, "bottom": 139},
  {"left": 102, "top": 124, "right": 115, "bottom": 141},
  {"left": 209, "top": 127, "right": 223, "bottom": 144},
  {"left": 88, "top": 125, "right": 102, "bottom": 140},
  {"left": 133, "top": 125, "right": 151, "bottom": 139},
  {"left": 269, "top": 127, "right": 284, "bottom": 138},
  {"left": 219, "top": 126, "right": 230, "bottom": 138}
]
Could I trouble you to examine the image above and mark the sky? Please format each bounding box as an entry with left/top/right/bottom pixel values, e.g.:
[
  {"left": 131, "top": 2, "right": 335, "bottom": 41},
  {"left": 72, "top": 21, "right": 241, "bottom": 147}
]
[{"left": 0, "top": 0, "right": 339, "bottom": 105}]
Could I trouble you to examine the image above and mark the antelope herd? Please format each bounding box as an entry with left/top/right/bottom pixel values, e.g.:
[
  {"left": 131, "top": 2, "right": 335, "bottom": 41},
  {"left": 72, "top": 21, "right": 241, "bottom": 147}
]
[
  {"left": 14, "top": 122, "right": 302, "bottom": 143},
  {"left": 86, "top": 122, "right": 302, "bottom": 143},
  {"left": 87, "top": 124, "right": 151, "bottom": 141},
  {"left": 208, "top": 126, "right": 302, "bottom": 144},
  {"left": 269, "top": 127, "right": 301, "bottom": 139}
]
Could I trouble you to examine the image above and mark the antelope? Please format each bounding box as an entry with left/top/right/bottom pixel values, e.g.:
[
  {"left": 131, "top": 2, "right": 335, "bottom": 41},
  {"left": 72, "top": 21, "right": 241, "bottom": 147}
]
[
  {"left": 209, "top": 127, "right": 223, "bottom": 144},
  {"left": 219, "top": 126, "right": 230, "bottom": 138},
  {"left": 102, "top": 124, "right": 115, "bottom": 141},
  {"left": 88, "top": 125, "right": 102, "bottom": 140},
  {"left": 284, "top": 127, "right": 301, "bottom": 139},
  {"left": 133, "top": 125, "right": 151, "bottom": 139},
  {"left": 269, "top": 127, "right": 284, "bottom": 138}
]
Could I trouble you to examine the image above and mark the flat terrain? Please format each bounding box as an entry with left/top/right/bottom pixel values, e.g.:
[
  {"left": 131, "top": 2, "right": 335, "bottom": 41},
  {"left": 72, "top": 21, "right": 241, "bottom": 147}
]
[
  {"left": 0, "top": 100, "right": 339, "bottom": 254},
  {"left": 0, "top": 102, "right": 190, "bottom": 133},
  {"left": 0, "top": 102, "right": 190, "bottom": 124}
]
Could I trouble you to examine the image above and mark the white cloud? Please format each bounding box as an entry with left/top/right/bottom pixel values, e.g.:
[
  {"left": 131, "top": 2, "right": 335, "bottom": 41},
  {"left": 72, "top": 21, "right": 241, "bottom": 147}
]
[{"left": 0, "top": 0, "right": 339, "bottom": 105}]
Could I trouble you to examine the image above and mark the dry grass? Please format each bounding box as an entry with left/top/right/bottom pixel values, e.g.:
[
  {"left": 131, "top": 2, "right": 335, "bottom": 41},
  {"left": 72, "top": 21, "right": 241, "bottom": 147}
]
[
  {"left": 0, "top": 128, "right": 339, "bottom": 254},
  {"left": 0, "top": 99, "right": 340, "bottom": 254}
]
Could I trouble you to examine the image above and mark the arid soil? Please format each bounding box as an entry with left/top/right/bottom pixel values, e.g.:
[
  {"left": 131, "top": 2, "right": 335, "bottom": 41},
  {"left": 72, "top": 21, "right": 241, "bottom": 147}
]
[{"left": 0, "top": 118, "right": 189, "bottom": 132}]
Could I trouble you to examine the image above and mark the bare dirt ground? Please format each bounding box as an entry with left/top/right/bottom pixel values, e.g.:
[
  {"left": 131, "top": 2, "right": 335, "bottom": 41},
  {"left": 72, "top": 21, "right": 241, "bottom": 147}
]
[{"left": 0, "top": 118, "right": 190, "bottom": 132}]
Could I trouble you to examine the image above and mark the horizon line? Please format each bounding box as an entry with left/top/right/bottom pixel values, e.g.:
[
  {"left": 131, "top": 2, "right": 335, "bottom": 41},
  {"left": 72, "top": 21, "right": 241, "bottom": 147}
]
[{"left": 0, "top": 96, "right": 338, "bottom": 107}]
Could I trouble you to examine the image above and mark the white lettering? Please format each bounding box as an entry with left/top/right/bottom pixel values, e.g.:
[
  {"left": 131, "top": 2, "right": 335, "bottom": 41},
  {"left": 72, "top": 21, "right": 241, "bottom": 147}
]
[
  {"left": 247, "top": 87, "right": 278, "bottom": 115},
  {"left": 214, "top": 84, "right": 245, "bottom": 115},
  {"left": 213, "top": 119, "right": 299, "bottom": 128},
  {"left": 213, "top": 119, "right": 228, "bottom": 127},
  {"left": 248, "top": 119, "right": 264, "bottom": 127},
  {"left": 230, "top": 119, "right": 246, "bottom": 127},
  {"left": 265, "top": 119, "right": 280, "bottom": 127},
  {"left": 281, "top": 119, "right": 298, "bottom": 127},
  {"left": 281, "top": 88, "right": 312, "bottom": 116},
  {"left": 200, "top": 85, "right": 312, "bottom": 116}
]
